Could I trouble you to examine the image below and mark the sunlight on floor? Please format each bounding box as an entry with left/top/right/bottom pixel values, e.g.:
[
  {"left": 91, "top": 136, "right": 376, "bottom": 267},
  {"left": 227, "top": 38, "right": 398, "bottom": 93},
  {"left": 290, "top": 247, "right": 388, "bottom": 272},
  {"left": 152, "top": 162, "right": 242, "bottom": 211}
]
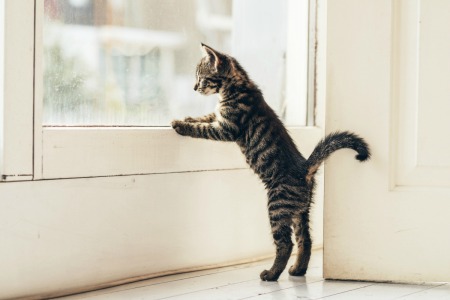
[{"left": 56, "top": 249, "right": 450, "bottom": 299}]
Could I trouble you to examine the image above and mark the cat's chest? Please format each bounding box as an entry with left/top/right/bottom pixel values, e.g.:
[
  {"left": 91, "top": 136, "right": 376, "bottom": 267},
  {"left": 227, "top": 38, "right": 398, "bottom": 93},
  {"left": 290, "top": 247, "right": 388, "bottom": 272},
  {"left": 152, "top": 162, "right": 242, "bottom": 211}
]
[{"left": 215, "top": 103, "right": 225, "bottom": 123}]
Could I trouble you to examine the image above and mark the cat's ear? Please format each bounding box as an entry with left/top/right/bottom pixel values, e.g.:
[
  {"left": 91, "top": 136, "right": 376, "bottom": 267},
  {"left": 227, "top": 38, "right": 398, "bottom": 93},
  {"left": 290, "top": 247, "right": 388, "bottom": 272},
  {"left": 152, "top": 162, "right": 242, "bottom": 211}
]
[{"left": 200, "top": 43, "right": 221, "bottom": 71}]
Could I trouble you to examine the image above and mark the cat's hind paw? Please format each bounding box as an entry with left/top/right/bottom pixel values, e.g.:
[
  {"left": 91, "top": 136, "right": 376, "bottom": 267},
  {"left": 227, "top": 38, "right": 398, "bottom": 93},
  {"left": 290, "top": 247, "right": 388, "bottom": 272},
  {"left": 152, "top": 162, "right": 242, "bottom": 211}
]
[
  {"left": 288, "top": 265, "right": 307, "bottom": 276},
  {"left": 260, "top": 269, "right": 280, "bottom": 281}
]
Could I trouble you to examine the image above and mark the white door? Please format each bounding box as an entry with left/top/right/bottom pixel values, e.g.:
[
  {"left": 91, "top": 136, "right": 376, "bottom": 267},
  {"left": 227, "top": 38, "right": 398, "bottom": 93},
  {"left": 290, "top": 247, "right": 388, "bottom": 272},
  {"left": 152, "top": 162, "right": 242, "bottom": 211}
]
[{"left": 324, "top": 0, "right": 450, "bottom": 282}]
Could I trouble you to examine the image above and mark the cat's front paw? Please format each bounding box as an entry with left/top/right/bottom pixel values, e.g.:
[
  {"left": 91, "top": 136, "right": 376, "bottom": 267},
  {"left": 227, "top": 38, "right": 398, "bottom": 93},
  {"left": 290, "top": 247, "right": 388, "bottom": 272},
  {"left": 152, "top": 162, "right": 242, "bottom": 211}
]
[
  {"left": 171, "top": 120, "right": 189, "bottom": 136},
  {"left": 260, "top": 269, "right": 280, "bottom": 281}
]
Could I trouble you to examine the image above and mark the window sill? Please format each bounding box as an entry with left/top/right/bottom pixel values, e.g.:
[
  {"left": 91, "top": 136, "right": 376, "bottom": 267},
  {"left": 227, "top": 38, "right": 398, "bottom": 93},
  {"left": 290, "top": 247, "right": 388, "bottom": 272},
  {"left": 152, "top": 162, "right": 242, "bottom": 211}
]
[{"left": 36, "top": 126, "right": 322, "bottom": 180}]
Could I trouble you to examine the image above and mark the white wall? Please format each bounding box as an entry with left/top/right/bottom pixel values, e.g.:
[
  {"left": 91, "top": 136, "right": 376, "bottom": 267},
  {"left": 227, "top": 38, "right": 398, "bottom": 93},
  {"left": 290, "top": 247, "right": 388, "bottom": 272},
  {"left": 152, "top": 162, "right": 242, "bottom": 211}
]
[
  {"left": 0, "top": 1, "right": 326, "bottom": 298},
  {"left": 323, "top": 0, "right": 450, "bottom": 283},
  {"left": 0, "top": 170, "right": 271, "bottom": 299},
  {"left": 0, "top": 132, "right": 324, "bottom": 299}
]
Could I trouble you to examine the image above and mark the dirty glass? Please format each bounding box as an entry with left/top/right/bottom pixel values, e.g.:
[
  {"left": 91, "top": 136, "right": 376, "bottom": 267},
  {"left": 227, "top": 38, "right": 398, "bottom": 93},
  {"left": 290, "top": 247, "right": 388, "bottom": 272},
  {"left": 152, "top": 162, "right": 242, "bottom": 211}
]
[{"left": 43, "top": 0, "right": 308, "bottom": 126}]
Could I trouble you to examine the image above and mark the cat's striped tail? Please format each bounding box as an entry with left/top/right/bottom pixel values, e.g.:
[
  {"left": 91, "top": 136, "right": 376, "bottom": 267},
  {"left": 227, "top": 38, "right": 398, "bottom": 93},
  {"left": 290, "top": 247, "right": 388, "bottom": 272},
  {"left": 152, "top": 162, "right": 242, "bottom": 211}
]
[{"left": 305, "top": 131, "right": 370, "bottom": 182}]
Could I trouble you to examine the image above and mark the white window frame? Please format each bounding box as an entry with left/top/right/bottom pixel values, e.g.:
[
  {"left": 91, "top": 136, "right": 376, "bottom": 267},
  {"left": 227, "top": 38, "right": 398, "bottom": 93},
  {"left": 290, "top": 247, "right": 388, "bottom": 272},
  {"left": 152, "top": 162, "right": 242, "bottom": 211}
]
[
  {"left": 0, "top": 1, "right": 34, "bottom": 181},
  {"left": 1, "top": 0, "right": 323, "bottom": 181}
]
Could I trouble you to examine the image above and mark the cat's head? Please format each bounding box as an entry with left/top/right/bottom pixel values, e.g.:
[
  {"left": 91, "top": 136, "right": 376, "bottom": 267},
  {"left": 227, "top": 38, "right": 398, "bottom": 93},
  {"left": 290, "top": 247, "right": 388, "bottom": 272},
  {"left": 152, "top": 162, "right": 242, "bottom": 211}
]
[{"left": 194, "top": 43, "right": 232, "bottom": 95}]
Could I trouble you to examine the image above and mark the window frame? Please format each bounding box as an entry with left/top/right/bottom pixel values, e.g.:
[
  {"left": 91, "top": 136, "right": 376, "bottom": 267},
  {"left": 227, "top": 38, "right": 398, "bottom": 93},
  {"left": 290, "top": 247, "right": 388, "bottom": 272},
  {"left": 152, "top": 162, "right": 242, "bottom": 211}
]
[
  {"left": 0, "top": 1, "right": 34, "bottom": 182},
  {"left": 1, "top": 0, "right": 322, "bottom": 181}
]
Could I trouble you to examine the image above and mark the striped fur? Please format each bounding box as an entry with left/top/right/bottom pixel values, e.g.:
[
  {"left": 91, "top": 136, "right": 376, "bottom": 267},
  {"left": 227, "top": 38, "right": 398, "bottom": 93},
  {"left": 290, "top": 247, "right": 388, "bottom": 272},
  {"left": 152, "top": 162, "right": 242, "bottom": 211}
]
[{"left": 172, "top": 44, "right": 371, "bottom": 281}]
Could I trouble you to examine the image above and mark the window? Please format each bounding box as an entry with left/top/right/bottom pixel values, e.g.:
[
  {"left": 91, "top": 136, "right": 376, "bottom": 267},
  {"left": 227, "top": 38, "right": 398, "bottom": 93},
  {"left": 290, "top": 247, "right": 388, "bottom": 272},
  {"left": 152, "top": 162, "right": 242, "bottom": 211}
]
[
  {"left": 43, "top": 0, "right": 310, "bottom": 126},
  {"left": 1, "top": 0, "right": 319, "bottom": 181}
]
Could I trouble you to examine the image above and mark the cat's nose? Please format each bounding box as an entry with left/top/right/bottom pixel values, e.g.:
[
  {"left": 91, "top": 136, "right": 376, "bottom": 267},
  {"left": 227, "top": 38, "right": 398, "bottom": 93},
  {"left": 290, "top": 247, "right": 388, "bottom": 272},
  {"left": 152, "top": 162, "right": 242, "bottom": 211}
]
[{"left": 194, "top": 83, "right": 198, "bottom": 91}]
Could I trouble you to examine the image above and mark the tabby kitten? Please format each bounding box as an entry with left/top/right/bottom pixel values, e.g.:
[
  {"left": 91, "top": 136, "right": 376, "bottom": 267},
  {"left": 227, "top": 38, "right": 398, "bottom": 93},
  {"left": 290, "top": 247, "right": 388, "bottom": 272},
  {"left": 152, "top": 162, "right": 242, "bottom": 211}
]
[{"left": 172, "top": 44, "right": 370, "bottom": 281}]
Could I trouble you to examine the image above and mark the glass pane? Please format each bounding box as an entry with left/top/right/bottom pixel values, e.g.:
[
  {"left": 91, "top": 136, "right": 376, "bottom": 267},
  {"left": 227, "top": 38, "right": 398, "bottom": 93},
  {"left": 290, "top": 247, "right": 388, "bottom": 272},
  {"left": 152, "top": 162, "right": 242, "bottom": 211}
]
[{"left": 43, "top": 0, "right": 308, "bottom": 126}]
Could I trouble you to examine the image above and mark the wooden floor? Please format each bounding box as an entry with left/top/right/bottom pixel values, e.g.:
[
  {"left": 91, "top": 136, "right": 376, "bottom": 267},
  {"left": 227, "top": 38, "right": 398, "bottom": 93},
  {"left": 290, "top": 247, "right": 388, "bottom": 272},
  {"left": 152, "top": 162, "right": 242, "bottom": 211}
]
[{"left": 57, "top": 250, "right": 450, "bottom": 300}]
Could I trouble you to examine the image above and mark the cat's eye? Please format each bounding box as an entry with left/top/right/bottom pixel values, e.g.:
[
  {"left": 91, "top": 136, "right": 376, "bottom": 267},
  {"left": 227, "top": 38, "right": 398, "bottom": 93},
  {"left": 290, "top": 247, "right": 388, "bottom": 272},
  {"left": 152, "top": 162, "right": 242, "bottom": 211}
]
[
  {"left": 201, "top": 78, "right": 212, "bottom": 84},
  {"left": 43, "top": 0, "right": 311, "bottom": 126}
]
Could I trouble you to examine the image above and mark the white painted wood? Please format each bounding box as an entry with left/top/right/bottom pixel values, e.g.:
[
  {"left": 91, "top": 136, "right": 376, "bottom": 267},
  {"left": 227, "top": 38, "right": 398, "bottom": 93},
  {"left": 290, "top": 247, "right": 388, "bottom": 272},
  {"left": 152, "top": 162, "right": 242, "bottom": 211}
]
[
  {"left": 0, "top": 0, "right": 35, "bottom": 181},
  {"left": 41, "top": 127, "right": 322, "bottom": 178},
  {"left": 41, "top": 126, "right": 324, "bottom": 250},
  {"left": 41, "top": 127, "right": 247, "bottom": 178},
  {"left": 55, "top": 250, "right": 448, "bottom": 300},
  {"left": 394, "top": 0, "right": 450, "bottom": 187},
  {"left": 41, "top": 126, "right": 324, "bottom": 247},
  {"left": 416, "top": 0, "right": 450, "bottom": 170},
  {"left": 0, "top": 2, "right": 4, "bottom": 176},
  {"left": 0, "top": 169, "right": 273, "bottom": 299},
  {"left": 314, "top": 0, "right": 327, "bottom": 130},
  {"left": 324, "top": 0, "right": 450, "bottom": 283},
  {"left": 34, "top": 0, "right": 44, "bottom": 180},
  {"left": 285, "top": 0, "right": 309, "bottom": 125}
]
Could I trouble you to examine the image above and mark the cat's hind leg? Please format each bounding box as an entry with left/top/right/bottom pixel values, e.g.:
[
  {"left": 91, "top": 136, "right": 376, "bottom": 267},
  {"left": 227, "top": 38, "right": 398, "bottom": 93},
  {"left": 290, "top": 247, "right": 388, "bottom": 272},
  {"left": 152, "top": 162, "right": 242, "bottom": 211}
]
[
  {"left": 289, "top": 212, "right": 312, "bottom": 276},
  {"left": 260, "top": 214, "right": 293, "bottom": 281}
]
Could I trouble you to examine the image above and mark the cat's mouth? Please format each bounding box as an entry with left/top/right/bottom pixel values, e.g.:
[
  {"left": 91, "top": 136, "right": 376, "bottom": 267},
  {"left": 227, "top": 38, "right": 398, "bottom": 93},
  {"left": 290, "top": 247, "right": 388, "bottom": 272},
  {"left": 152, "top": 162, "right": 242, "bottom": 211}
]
[{"left": 198, "top": 88, "right": 217, "bottom": 96}]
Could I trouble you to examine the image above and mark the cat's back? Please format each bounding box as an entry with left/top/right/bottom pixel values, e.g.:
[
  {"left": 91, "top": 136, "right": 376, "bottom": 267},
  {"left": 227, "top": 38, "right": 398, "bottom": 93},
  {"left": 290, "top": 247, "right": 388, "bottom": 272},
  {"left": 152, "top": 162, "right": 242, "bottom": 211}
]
[{"left": 237, "top": 95, "right": 306, "bottom": 178}]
